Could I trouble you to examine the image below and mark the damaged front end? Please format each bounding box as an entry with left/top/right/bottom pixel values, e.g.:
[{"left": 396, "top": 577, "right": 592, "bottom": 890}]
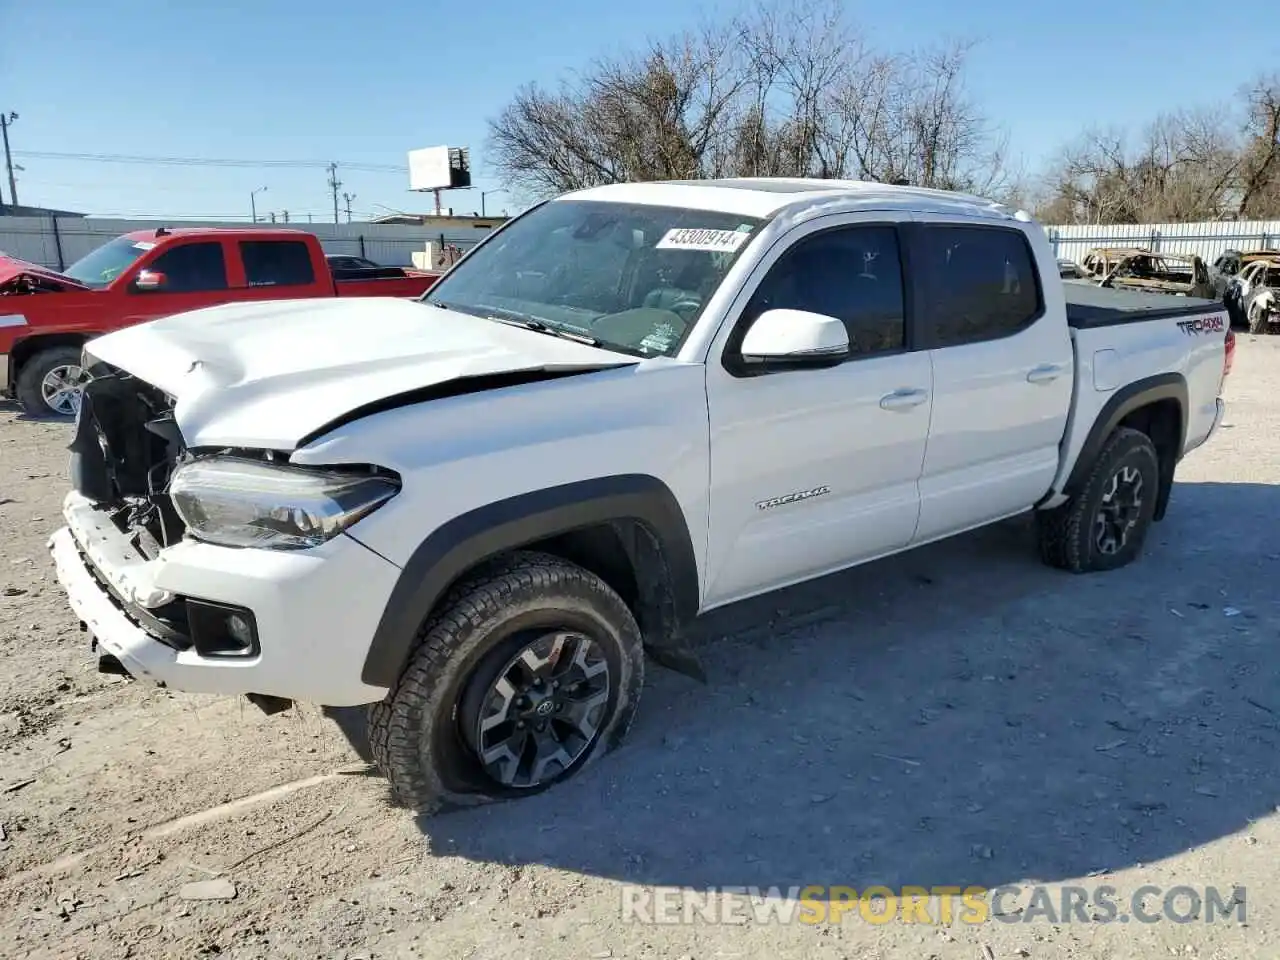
[
  {"left": 70, "top": 356, "right": 187, "bottom": 561},
  {"left": 62, "top": 358, "right": 220, "bottom": 658}
]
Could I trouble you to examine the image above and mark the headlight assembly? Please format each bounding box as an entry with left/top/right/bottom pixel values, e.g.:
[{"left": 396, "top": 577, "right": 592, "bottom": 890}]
[{"left": 169, "top": 456, "right": 400, "bottom": 550}]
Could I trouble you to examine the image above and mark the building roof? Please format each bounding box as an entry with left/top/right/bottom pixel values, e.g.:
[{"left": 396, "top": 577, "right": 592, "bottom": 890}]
[{"left": 566, "top": 177, "right": 1023, "bottom": 222}]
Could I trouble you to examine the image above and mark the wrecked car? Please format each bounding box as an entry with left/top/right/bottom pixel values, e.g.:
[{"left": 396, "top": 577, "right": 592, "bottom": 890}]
[
  {"left": 1097, "top": 250, "right": 1213, "bottom": 299},
  {"left": 1227, "top": 257, "right": 1280, "bottom": 333},
  {"left": 1210, "top": 247, "right": 1280, "bottom": 302},
  {"left": 47, "top": 178, "right": 1231, "bottom": 816},
  {"left": 1080, "top": 246, "right": 1149, "bottom": 278}
]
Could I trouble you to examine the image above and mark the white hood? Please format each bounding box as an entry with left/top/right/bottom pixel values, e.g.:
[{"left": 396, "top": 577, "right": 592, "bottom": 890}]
[{"left": 85, "top": 297, "right": 637, "bottom": 450}]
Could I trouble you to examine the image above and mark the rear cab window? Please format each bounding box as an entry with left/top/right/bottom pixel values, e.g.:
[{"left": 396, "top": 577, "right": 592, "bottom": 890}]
[
  {"left": 240, "top": 240, "right": 317, "bottom": 287},
  {"left": 913, "top": 224, "right": 1043, "bottom": 348}
]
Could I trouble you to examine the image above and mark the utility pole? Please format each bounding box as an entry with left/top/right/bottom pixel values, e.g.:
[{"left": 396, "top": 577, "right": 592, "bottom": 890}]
[
  {"left": 281, "top": 210, "right": 290, "bottom": 223},
  {"left": 250, "top": 185, "right": 267, "bottom": 223},
  {"left": 342, "top": 192, "right": 356, "bottom": 223},
  {"left": 1, "top": 112, "right": 19, "bottom": 207},
  {"left": 327, "top": 162, "right": 341, "bottom": 224},
  {"left": 481, "top": 188, "right": 506, "bottom": 217}
]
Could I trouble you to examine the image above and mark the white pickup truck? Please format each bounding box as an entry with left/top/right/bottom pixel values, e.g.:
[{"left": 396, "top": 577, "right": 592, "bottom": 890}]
[{"left": 47, "top": 178, "right": 1233, "bottom": 814}]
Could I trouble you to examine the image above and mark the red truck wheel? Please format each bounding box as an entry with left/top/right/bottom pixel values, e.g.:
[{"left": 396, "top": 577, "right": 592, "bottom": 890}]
[{"left": 15, "top": 346, "right": 87, "bottom": 418}]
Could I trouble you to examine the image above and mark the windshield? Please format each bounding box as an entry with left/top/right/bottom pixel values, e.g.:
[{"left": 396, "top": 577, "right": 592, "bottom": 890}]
[
  {"left": 62, "top": 236, "right": 155, "bottom": 288},
  {"left": 424, "top": 199, "right": 764, "bottom": 357}
]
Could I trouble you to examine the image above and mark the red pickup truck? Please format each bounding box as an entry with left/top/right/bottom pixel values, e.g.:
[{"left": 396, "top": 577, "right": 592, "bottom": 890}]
[{"left": 0, "top": 226, "right": 441, "bottom": 416}]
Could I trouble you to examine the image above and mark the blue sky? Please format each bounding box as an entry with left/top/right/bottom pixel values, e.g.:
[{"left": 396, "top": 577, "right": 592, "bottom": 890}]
[{"left": 0, "top": 0, "right": 1270, "bottom": 221}]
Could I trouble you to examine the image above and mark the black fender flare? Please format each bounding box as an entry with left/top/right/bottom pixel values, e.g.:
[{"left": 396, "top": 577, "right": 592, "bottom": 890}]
[
  {"left": 359, "top": 474, "right": 700, "bottom": 688},
  {"left": 1062, "top": 372, "right": 1188, "bottom": 519}
]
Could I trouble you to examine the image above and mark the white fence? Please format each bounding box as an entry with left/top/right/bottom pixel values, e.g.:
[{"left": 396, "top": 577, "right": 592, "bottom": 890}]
[
  {"left": 0, "top": 216, "right": 497, "bottom": 272},
  {"left": 1047, "top": 220, "right": 1280, "bottom": 265}
]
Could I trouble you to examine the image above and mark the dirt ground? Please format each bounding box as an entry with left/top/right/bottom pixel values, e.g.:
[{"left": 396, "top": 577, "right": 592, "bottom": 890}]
[{"left": 1, "top": 339, "right": 1278, "bottom": 960}]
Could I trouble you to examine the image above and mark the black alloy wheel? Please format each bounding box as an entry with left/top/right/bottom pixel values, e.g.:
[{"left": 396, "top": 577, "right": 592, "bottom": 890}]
[
  {"left": 1093, "top": 464, "right": 1144, "bottom": 556},
  {"left": 460, "top": 629, "right": 611, "bottom": 789}
]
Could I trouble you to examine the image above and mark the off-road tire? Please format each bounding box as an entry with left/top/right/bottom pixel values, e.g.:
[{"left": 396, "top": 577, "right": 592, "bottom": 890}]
[
  {"left": 1036, "top": 426, "right": 1160, "bottom": 574},
  {"left": 15, "top": 346, "right": 84, "bottom": 418},
  {"left": 367, "top": 551, "right": 645, "bottom": 815}
]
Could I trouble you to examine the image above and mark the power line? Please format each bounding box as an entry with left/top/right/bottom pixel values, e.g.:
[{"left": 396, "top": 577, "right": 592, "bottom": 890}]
[{"left": 13, "top": 149, "right": 406, "bottom": 174}]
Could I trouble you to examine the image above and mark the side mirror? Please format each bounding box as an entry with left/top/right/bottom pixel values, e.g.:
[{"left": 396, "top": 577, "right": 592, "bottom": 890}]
[
  {"left": 739, "top": 308, "right": 849, "bottom": 368},
  {"left": 133, "top": 269, "right": 168, "bottom": 291}
]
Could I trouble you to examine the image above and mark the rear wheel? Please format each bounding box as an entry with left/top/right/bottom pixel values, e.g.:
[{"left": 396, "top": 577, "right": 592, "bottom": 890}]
[
  {"left": 367, "top": 551, "right": 644, "bottom": 815},
  {"left": 15, "top": 346, "right": 87, "bottom": 418},
  {"left": 1036, "top": 426, "right": 1160, "bottom": 573}
]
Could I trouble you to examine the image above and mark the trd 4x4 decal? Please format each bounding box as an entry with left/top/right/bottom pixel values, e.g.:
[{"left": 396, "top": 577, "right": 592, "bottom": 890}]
[{"left": 1177, "top": 315, "right": 1225, "bottom": 335}]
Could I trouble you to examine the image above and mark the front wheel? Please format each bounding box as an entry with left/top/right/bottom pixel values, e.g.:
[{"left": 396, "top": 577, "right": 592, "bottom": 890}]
[
  {"left": 367, "top": 551, "right": 645, "bottom": 815},
  {"left": 1036, "top": 426, "right": 1160, "bottom": 573},
  {"left": 15, "top": 346, "right": 87, "bottom": 418}
]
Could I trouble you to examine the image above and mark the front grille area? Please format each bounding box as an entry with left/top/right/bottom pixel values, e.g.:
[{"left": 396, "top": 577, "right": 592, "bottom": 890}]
[
  {"left": 70, "top": 362, "right": 188, "bottom": 550},
  {"left": 72, "top": 539, "right": 192, "bottom": 651}
]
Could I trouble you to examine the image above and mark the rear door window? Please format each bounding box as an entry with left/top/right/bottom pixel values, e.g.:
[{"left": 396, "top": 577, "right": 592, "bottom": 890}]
[
  {"left": 240, "top": 240, "right": 316, "bottom": 287},
  {"left": 913, "top": 224, "right": 1043, "bottom": 348}
]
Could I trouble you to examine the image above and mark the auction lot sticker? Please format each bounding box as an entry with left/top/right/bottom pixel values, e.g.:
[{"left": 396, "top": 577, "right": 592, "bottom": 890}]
[{"left": 656, "top": 228, "right": 750, "bottom": 252}]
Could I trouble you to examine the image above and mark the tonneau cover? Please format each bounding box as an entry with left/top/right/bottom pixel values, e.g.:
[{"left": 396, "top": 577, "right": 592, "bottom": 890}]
[{"left": 1064, "top": 281, "right": 1223, "bottom": 329}]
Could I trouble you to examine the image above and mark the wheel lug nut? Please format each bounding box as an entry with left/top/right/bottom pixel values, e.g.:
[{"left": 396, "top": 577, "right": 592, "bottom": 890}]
[{"left": 517, "top": 721, "right": 526, "bottom": 729}]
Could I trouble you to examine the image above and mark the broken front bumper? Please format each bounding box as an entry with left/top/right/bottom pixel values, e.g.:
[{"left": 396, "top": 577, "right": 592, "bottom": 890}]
[{"left": 48, "top": 491, "right": 401, "bottom": 706}]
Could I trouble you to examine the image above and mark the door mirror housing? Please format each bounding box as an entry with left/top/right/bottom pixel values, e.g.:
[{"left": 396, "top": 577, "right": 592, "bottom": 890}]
[
  {"left": 738, "top": 308, "right": 849, "bottom": 369},
  {"left": 133, "top": 269, "right": 168, "bottom": 291}
]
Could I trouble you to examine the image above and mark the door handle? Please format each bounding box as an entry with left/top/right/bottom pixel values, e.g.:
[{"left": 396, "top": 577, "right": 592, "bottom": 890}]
[
  {"left": 879, "top": 388, "right": 929, "bottom": 411},
  {"left": 1026, "top": 363, "right": 1065, "bottom": 384}
]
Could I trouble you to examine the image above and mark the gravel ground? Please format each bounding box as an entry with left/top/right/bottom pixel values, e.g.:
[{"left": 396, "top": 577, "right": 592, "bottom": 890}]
[{"left": 1, "top": 338, "right": 1278, "bottom": 960}]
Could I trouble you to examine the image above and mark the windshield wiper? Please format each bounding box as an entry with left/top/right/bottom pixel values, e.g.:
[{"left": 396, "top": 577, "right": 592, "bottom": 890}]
[
  {"left": 426, "top": 299, "right": 603, "bottom": 347},
  {"left": 487, "top": 314, "right": 601, "bottom": 346}
]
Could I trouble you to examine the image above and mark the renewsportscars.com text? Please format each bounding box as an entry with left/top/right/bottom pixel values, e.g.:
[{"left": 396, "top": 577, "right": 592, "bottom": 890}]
[{"left": 621, "top": 884, "right": 1247, "bottom": 926}]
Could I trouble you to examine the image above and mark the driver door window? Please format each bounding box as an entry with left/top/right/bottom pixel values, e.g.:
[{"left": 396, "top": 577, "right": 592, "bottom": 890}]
[
  {"left": 734, "top": 225, "right": 906, "bottom": 360},
  {"left": 136, "top": 242, "right": 229, "bottom": 293}
]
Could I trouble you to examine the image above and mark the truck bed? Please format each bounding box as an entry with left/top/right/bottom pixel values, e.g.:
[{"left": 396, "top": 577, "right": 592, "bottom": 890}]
[{"left": 1064, "top": 281, "right": 1223, "bottom": 329}]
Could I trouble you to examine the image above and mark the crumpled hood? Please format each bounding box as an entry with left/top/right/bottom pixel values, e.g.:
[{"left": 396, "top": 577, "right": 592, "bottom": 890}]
[
  {"left": 0, "top": 256, "right": 90, "bottom": 290},
  {"left": 84, "top": 297, "right": 637, "bottom": 449}
]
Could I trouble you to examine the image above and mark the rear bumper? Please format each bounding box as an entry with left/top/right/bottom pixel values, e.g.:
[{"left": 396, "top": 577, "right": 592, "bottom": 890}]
[{"left": 48, "top": 491, "right": 400, "bottom": 706}]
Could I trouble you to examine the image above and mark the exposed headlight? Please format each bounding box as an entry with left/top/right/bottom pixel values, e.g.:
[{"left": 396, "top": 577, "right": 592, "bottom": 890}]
[{"left": 169, "top": 456, "right": 400, "bottom": 550}]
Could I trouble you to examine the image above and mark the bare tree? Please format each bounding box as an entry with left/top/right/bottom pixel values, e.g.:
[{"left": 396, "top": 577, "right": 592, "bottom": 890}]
[
  {"left": 1035, "top": 109, "right": 1240, "bottom": 225},
  {"left": 1237, "top": 74, "right": 1280, "bottom": 218},
  {"left": 486, "top": 0, "right": 1013, "bottom": 201}
]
